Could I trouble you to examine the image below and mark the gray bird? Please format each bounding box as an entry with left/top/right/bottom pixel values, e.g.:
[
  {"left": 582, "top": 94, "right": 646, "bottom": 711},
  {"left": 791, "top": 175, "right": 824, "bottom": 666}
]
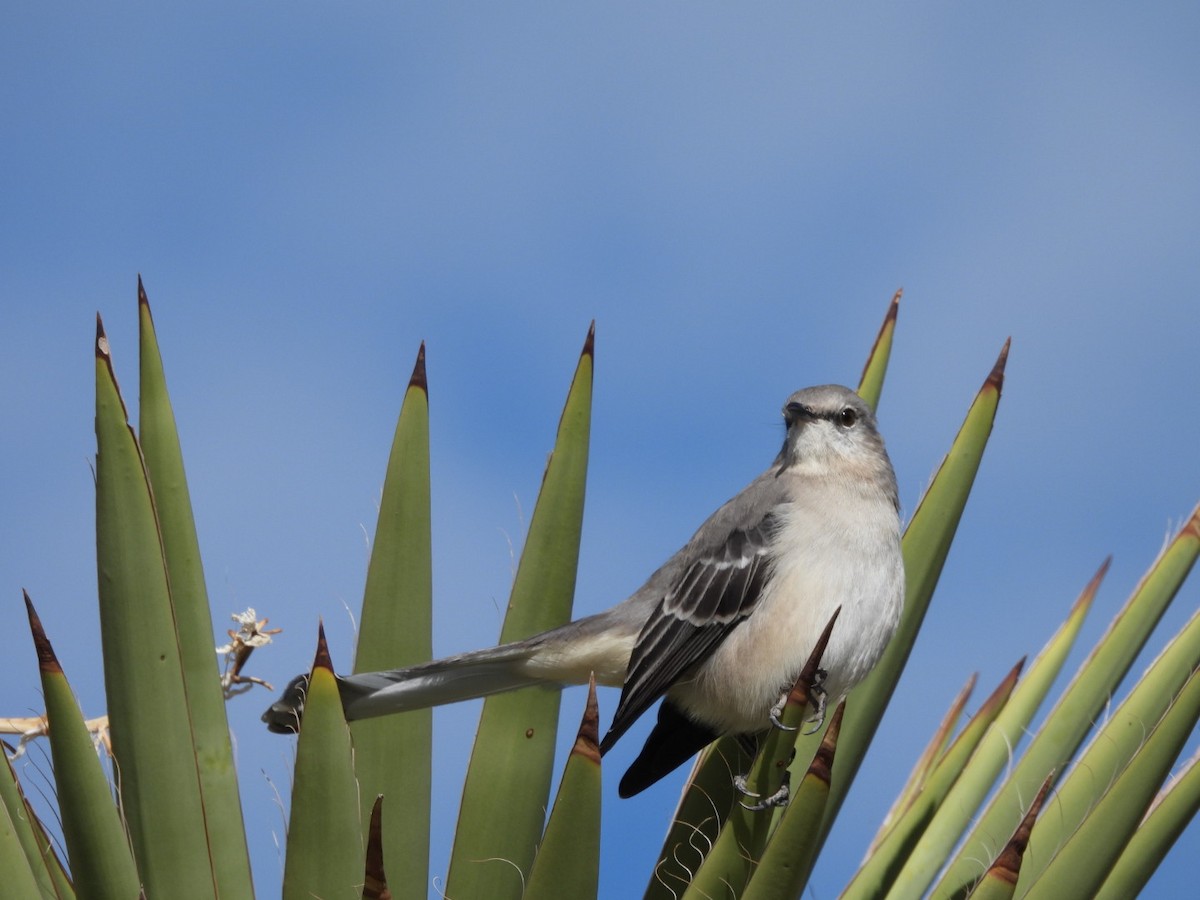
[{"left": 264, "top": 384, "right": 904, "bottom": 798}]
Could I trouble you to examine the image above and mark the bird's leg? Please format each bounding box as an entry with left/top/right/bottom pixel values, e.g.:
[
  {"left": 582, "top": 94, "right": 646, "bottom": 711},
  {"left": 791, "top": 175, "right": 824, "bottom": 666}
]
[
  {"left": 802, "top": 668, "right": 828, "bottom": 734},
  {"left": 734, "top": 769, "right": 792, "bottom": 811}
]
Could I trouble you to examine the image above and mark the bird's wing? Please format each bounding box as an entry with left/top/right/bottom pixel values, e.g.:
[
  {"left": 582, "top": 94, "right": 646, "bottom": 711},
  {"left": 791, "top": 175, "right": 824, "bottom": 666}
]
[{"left": 599, "top": 508, "right": 778, "bottom": 752}]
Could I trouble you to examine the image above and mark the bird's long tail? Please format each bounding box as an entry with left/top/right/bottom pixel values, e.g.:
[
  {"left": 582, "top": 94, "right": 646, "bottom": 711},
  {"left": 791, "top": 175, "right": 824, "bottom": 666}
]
[
  {"left": 261, "top": 642, "right": 548, "bottom": 734},
  {"left": 262, "top": 609, "right": 638, "bottom": 734},
  {"left": 345, "top": 643, "right": 552, "bottom": 719}
]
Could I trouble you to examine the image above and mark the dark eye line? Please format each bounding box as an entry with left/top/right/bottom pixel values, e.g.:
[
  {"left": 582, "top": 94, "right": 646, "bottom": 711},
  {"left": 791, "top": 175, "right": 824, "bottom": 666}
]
[{"left": 784, "top": 404, "right": 862, "bottom": 428}]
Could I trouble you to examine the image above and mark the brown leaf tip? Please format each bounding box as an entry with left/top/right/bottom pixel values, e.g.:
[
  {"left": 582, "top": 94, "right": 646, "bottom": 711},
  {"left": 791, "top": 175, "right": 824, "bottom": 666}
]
[
  {"left": 785, "top": 607, "right": 841, "bottom": 711},
  {"left": 962, "top": 671, "right": 980, "bottom": 696},
  {"left": 581, "top": 320, "right": 596, "bottom": 359},
  {"left": 985, "top": 337, "right": 1011, "bottom": 393},
  {"left": 980, "top": 659, "right": 1024, "bottom": 715},
  {"left": 1074, "top": 556, "right": 1112, "bottom": 615},
  {"left": 886, "top": 288, "right": 902, "bottom": 322},
  {"left": 858, "top": 293, "right": 901, "bottom": 401},
  {"left": 408, "top": 341, "right": 428, "bottom": 394},
  {"left": 24, "top": 591, "right": 62, "bottom": 675},
  {"left": 823, "top": 700, "right": 845, "bottom": 746},
  {"left": 311, "top": 619, "right": 334, "bottom": 673},
  {"left": 805, "top": 607, "right": 840, "bottom": 682},
  {"left": 809, "top": 700, "right": 846, "bottom": 783},
  {"left": 1183, "top": 504, "right": 1200, "bottom": 541},
  {"left": 364, "top": 795, "right": 390, "bottom": 899},
  {"left": 572, "top": 674, "right": 602, "bottom": 763},
  {"left": 137, "top": 274, "right": 149, "bottom": 309},
  {"left": 989, "top": 774, "right": 1053, "bottom": 884}
]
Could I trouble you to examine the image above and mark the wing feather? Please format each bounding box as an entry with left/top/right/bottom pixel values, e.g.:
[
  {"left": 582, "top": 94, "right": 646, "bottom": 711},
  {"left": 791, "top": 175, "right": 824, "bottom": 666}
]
[{"left": 600, "top": 512, "right": 778, "bottom": 752}]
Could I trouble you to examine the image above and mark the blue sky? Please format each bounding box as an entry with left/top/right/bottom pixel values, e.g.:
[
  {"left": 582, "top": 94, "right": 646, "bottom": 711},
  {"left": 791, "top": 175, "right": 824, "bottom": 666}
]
[{"left": 2, "top": 3, "right": 1198, "bottom": 897}]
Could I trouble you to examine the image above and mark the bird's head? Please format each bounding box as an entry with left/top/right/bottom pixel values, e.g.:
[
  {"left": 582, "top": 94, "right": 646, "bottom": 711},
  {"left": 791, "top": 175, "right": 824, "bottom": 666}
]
[{"left": 777, "top": 385, "right": 889, "bottom": 475}]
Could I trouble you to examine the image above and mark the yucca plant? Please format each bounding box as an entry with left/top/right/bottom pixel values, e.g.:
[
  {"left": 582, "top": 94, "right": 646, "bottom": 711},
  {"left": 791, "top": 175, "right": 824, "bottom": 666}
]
[{"left": 3, "top": 280, "right": 1197, "bottom": 899}]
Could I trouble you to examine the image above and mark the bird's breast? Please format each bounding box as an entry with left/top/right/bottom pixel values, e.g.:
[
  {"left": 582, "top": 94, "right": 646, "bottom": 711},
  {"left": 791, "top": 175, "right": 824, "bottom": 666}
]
[{"left": 672, "top": 492, "right": 903, "bottom": 734}]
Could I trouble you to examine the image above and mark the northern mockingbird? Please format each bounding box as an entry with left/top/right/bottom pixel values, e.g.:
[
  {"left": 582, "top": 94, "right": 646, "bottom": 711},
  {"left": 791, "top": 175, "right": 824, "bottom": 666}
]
[{"left": 264, "top": 384, "right": 904, "bottom": 798}]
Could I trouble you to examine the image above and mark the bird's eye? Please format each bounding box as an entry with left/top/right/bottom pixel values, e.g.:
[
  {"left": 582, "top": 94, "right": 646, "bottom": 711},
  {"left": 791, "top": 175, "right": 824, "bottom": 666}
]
[{"left": 839, "top": 407, "right": 858, "bottom": 428}]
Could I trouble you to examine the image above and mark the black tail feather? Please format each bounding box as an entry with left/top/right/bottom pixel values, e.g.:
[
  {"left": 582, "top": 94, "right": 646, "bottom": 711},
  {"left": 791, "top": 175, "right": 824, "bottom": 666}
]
[{"left": 616, "top": 701, "right": 720, "bottom": 798}]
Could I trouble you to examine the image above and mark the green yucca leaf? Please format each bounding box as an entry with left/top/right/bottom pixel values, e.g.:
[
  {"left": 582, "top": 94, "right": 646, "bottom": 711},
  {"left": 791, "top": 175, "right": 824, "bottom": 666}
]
[
  {"left": 1019, "top": 666, "right": 1200, "bottom": 900},
  {"left": 136, "top": 279, "right": 252, "bottom": 896},
  {"left": 677, "top": 761, "right": 788, "bottom": 899},
  {"left": 0, "top": 783, "right": 43, "bottom": 900},
  {"left": 283, "top": 624, "right": 363, "bottom": 900},
  {"left": 1017, "top": 605, "right": 1200, "bottom": 893},
  {"left": 445, "top": 325, "right": 593, "bottom": 900},
  {"left": 21, "top": 807, "right": 75, "bottom": 900},
  {"left": 25, "top": 593, "right": 140, "bottom": 900},
  {"left": 1, "top": 729, "right": 60, "bottom": 899},
  {"left": 872, "top": 672, "right": 978, "bottom": 851},
  {"left": 843, "top": 662, "right": 1023, "bottom": 900},
  {"left": 1095, "top": 747, "right": 1200, "bottom": 900},
  {"left": 682, "top": 614, "right": 838, "bottom": 899},
  {"left": 964, "top": 778, "right": 1051, "bottom": 900},
  {"left": 886, "top": 559, "right": 1103, "bottom": 899},
  {"left": 857, "top": 289, "right": 900, "bottom": 412},
  {"left": 965, "top": 870, "right": 1018, "bottom": 900},
  {"left": 641, "top": 736, "right": 754, "bottom": 900},
  {"left": 741, "top": 703, "right": 843, "bottom": 900},
  {"left": 523, "top": 678, "right": 602, "bottom": 900},
  {"left": 932, "top": 506, "right": 1200, "bottom": 897},
  {"left": 351, "top": 342, "right": 433, "bottom": 897},
  {"left": 94, "top": 315, "right": 216, "bottom": 896}
]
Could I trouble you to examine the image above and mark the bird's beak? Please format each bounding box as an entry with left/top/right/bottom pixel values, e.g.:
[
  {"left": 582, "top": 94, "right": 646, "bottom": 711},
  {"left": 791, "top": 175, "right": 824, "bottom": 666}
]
[{"left": 783, "top": 401, "right": 814, "bottom": 427}]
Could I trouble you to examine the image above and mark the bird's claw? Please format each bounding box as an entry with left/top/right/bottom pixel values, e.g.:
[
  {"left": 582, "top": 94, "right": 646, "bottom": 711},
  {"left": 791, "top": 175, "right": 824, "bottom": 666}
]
[
  {"left": 768, "top": 691, "right": 798, "bottom": 731},
  {"left": 802, "top": 668, "right": 829, "bottom": 734},
  {"left": 734, "top": 772, "right": 791, "bottom": 810},
  {"left": 769, "top": 667, "right": 829, "bottom": 733}
]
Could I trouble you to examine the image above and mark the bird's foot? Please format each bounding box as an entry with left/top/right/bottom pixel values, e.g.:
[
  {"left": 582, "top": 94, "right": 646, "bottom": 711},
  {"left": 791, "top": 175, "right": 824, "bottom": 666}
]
[{"left": 734, "top": 771, "right": 791, "bottom": 811}]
